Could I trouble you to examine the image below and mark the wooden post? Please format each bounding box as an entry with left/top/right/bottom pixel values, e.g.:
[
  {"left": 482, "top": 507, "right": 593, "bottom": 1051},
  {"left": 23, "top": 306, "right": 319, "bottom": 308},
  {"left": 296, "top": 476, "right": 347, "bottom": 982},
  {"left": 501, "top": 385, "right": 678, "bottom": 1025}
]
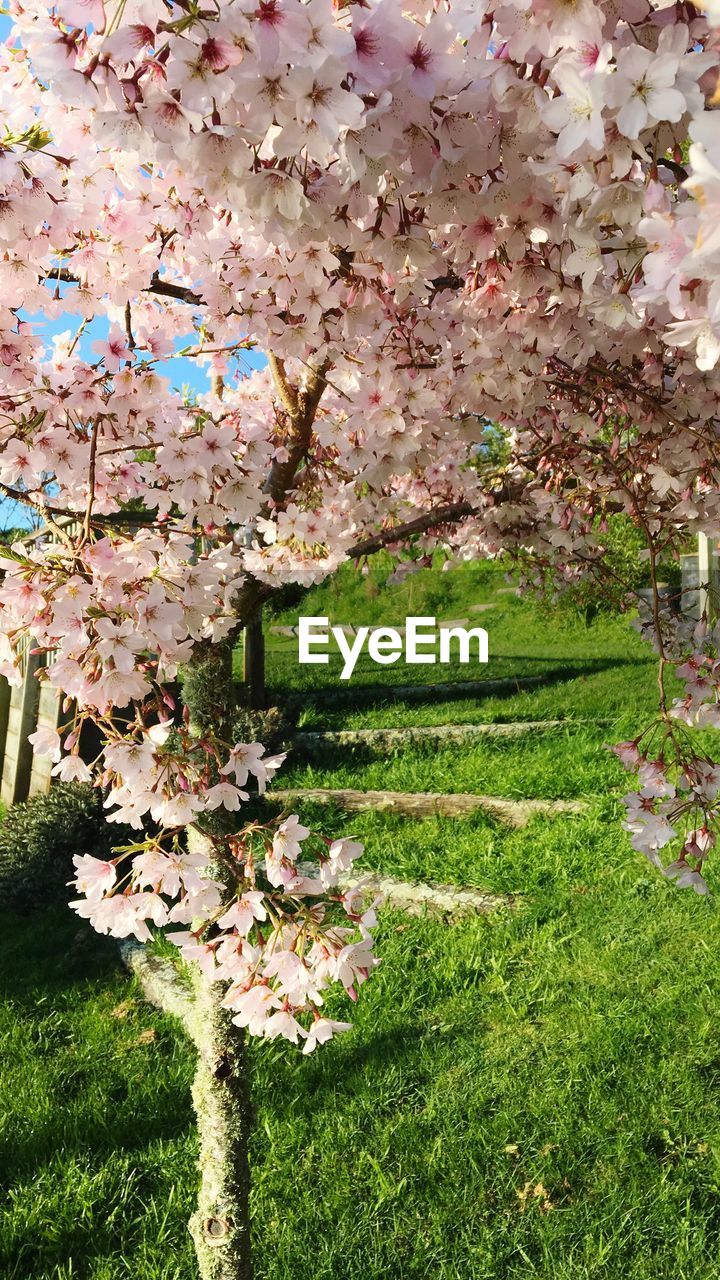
[
  {"left": 242, "top": 609, "right": 266, "bottom": 711},
  {"left": 29, "top": 681, "right": 63, "bottom": 796},
  {"left": 698, "top": 532, "right": 712, "bottom": 622},
  {"left": 1, "top": 645, "right": 41, "bottom": 805},
  {"left": 0, "top": 677, "right": 9, "bottom": 783}
]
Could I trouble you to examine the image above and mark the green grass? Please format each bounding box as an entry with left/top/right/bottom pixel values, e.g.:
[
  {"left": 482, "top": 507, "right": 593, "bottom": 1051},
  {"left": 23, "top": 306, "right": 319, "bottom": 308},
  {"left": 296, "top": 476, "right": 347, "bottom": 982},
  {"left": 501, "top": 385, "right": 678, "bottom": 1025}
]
[
  {"left": 6, "top": 564, "right": 720, "bottom": 1277},
  {"left": 0, "top": 910, "right": 197, "bottom": 1280},
  {"left": 7, "top": 811, "right": 720, "bottom": 1278},
  {"left": 251, "top": 565, "right": 708, "bottom": 807},
  {"left": 279, "top": 724, "right": 626, "bottom": 800},
  {"left": 249, "top": 567, "right": 667, "bottom": 738}
]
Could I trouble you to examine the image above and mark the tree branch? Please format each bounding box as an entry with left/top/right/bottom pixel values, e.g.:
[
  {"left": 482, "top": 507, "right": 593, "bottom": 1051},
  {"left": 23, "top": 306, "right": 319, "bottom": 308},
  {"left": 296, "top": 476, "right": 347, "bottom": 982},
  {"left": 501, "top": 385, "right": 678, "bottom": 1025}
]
[
  {"left": 267, "top": 354, "right": 299, "bottom": 417},
  {"left": 263, "top": 359, "right": 331, "bottom": 505},
  {"left": 348, "top": 501, "right": 478, "bottom": 559},
  {"left": 117, "top": 940, "right": 196, "bottom": 1041},
  {"left": 45, "top": 268, "right": 202, "bottom": 307}
]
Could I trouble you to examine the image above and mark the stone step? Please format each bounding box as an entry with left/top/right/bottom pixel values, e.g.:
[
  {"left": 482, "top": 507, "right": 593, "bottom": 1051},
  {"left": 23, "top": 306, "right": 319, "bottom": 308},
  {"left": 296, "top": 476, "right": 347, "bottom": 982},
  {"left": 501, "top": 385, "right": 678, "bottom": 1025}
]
[
  {"left": 296, "top": 659, "right": 609, "bottom": 705},
  {"left": 303, "top": 673, "right": 548, "bottom": 705},
  {"left": 268, "top": 787, "right": 585, "bottom": 828},
  {"left": 297, "top": 863, "right": 513, "bottom": 918},
  {"left": 118, "top": 862, "right": 511, "bottom": 1028},
  {"left": 292, "top": 719, "right": 574, "bottom": 755}
]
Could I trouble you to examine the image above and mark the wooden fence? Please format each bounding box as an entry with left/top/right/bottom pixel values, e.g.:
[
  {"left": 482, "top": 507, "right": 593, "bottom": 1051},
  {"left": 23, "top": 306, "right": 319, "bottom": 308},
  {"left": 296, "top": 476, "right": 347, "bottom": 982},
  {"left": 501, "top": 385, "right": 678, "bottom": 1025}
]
[
  {"left": 0, "top": 522, "right": 77, "bottom": 805},
  {"left": 0, "top": 635, "right": 62, "bottom": 805}
]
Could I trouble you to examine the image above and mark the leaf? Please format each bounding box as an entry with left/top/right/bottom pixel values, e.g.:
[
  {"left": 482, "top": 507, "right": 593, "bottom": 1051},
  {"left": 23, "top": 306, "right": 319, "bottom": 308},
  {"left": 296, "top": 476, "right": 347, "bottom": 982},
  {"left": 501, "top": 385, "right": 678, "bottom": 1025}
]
[
  {"left": 517, "top": 1182, "right": 553, "bottom": 1214},
  {"left": 110, "top": 1000, "right": 135, "bottom": 1020}
]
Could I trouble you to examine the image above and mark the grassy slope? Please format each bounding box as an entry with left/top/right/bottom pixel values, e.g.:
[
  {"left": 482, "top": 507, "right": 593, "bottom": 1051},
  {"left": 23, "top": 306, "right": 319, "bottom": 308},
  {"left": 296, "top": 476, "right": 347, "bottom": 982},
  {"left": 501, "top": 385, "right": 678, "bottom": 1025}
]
[
  {"left": 260, "top": 565, "right": 676, "bottom": 800},
  {"left": 6, "top": 829, "right": 720, "bottom": 1280},
  {"left": 6, "top": 565, "right": 720, "bottom": 1278},
  {"left": 257, "top": 564, "right": 668, "bottom": 736}
]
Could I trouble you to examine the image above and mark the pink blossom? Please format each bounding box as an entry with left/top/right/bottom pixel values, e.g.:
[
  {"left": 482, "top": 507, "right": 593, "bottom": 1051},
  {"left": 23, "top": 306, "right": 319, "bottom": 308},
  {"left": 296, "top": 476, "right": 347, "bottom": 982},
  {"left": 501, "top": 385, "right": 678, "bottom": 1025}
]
[
  {"left": 28, "top": 726, "right": 62, "bottom": 762},
  {"left": 71, "top": 854, "right": 116, "bottom": 902},
  {"left": 303, "top": 1017, "right": 352, "bottom": 1054},
  {"left": 1, "top": 0, "right": 719, "bottom": 1043}
]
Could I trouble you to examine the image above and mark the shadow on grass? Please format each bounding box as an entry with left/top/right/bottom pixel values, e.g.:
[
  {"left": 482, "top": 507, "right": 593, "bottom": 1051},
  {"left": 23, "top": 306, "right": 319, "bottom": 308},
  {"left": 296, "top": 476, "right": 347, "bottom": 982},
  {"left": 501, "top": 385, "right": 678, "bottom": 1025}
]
[
  {"left": 0, "top": 907, "right": 120, "bottom": 1003},
  {"left": 0, "top": 909, "right": 194, "bottom": 1191},
  {"left": 272, "top": 655, "right": 647, "bottom": 715}
]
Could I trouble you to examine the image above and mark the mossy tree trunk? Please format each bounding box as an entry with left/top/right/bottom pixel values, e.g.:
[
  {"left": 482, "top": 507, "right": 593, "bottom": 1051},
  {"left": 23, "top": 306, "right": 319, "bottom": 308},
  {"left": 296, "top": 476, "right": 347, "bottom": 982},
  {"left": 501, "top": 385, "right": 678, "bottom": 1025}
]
[
  {"left": 177, "top": 358, "right": 330, "bottom": 1278},
  {"left": 182, "top": 638, "right": 254, "bottom": 1280}
]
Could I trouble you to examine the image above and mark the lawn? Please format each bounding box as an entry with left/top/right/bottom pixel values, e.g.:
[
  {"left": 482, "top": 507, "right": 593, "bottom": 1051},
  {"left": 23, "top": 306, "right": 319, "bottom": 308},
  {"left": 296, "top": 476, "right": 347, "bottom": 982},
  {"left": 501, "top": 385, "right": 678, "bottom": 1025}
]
[{"left": 4, "top": 564, "right": 720, "bottom": 1279}]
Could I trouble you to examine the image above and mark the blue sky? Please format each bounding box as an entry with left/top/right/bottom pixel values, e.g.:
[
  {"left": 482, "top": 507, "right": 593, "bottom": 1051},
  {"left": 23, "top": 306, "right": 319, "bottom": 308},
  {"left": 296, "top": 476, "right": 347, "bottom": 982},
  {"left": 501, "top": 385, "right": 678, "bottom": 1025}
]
[{"left": 2, "top": 302, "right": 267, "bottom": 531}]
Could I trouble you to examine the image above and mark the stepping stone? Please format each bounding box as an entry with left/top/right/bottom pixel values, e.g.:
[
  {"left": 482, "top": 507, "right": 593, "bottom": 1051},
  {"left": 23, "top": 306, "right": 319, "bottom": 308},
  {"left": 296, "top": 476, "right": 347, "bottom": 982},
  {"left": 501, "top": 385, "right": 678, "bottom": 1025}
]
[
  {"left": 270, "top": 625, "right": 297, "bottom": 637},
  {"left": 268, "top": 787, "right": 585, "bottom": 828},
  {"left": 496, "top": 587, "right": 521, "bottom": 596},
  {"left": 297, "top": 863, "right": 513, "bottom": 918},
  {"left": 469, "top": 603, "right": 495, "bottom": 613},
  {"left": 293, "top": 720, "right": 571, "bottom": 755}
]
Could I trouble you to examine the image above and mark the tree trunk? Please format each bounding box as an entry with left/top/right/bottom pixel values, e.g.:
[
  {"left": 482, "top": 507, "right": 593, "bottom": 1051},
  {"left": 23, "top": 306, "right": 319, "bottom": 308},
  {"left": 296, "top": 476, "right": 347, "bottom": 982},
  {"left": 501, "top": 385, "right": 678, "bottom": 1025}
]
[
  {"left": 182, "top": 638, "right": 254, "bottom": 1280},
  {"left": 188, "top": 889, "right": 253, "bottom": 1280}
]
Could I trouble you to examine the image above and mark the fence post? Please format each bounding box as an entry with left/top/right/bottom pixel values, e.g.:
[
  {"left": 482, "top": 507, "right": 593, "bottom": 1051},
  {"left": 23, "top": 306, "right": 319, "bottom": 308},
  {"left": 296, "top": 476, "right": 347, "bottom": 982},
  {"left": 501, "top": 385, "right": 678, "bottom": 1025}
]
[
  {"left": 29, "top": 680, "right": 63, "bottom": 796},
  {"left": 698, "top": 532, "right": 711, "bottom": 622},
  {"left": 1, "top": 646, "right": 41, "bottom": 805},
  {"left": 243, "top": 609, "right": 266, "bottom": 711}
]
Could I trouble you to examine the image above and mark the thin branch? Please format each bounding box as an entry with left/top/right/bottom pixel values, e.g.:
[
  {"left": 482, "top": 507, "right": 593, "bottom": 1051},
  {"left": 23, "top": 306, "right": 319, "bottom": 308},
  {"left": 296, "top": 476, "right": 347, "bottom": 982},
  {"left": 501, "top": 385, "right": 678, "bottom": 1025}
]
[
  {"left": 124, "top": 301, "right": 136, "bottom": 351},
  {"left": 80, "top": 420, "right": 100, "bottom": 545},
  {"left": 657, "top": 156, "right": 689, "bottom": 183}
]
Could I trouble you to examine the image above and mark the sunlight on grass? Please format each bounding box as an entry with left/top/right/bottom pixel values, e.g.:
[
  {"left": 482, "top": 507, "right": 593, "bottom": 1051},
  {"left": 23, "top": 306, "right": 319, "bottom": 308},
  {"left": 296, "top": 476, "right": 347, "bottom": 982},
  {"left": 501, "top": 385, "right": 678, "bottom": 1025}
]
[{"left": 5, "top": 565, "right": 720, "bottom": 1278}]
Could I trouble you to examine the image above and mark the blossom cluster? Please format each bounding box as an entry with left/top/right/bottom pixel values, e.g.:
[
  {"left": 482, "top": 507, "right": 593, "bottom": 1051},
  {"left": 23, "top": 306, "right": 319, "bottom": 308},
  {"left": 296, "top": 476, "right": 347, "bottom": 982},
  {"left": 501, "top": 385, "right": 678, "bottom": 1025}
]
[
  {"left": 0, "top": 0, "right": 719, "bottom": 1024},
  {"left": 70, "top": 806, "right": 377, "bottom": 1052},
  {"left": 611, "top": 605, "right": 720, "bottom": 896}
]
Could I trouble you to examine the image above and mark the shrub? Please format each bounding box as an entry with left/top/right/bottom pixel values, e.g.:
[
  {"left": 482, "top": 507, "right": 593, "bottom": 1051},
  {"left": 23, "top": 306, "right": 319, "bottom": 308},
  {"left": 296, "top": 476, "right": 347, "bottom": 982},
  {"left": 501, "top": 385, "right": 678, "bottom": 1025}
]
[
  {"left": 0, "top": 783, "right": 127, "bottom": 912},
  {"left": 530, "top": 514, "right": 650, "bottom": 624}
]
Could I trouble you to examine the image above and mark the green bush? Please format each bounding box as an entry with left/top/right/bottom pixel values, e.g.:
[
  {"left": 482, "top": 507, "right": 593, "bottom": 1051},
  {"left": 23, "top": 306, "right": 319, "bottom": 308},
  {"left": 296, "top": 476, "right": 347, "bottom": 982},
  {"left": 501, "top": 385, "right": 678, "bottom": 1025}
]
[
  {"left": 0, "top": 784, "right": 126, "bottom": 912},
  {"left": 529, "top": 514, "right": 648, "bottom": 624}
]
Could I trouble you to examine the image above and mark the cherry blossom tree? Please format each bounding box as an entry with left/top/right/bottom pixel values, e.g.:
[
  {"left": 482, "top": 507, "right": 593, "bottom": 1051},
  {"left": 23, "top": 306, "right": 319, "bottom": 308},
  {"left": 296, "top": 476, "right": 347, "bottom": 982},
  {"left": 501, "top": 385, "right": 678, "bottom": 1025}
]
[{"left": 0, "top": 0, "right": 719, "bottom": 1275}]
